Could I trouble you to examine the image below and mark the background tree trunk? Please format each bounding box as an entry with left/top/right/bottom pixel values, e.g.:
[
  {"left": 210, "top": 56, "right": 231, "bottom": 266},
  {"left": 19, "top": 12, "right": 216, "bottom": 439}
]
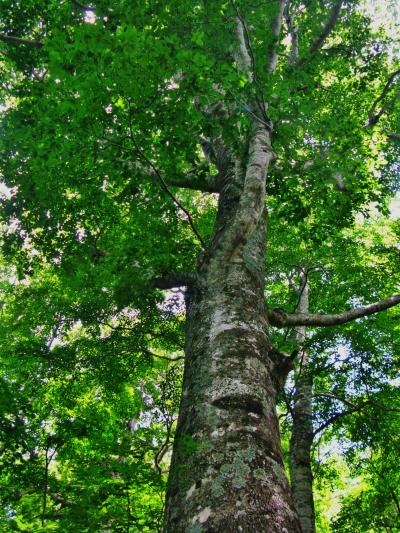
[{"left": 289, "top": 275, "right": 316, "bottom": 533}]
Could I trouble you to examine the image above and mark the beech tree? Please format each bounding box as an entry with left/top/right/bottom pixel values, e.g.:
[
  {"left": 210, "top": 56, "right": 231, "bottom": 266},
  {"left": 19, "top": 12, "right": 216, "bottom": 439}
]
[{"left": 0, "top": 1, "right": 399, "bottom": 531}]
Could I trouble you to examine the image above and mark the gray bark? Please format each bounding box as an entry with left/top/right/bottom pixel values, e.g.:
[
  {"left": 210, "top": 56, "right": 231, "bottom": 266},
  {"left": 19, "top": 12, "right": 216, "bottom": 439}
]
[
  {"left": 266, "top": 0, "right": 287, "bottom": 73},
  {"left": 163, "top": 6, "right": 300, "bottom": 530},
  {"left": 285, "top": 283, "right": 400, "bottom": 533},
  {"left": 289, "top": 275, "right": 316, "bottom": 533},
  {"left": 163, "top": 117, "right": 300, "bottom": 532}
]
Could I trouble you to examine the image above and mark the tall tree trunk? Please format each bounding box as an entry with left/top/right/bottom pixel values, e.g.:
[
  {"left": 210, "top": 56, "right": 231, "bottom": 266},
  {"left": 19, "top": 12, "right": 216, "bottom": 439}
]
[
  {"left": 289, "top": 275, "right": 316, "bottom": 533},
  {"left": 163, "top": 122, "right": 300, "bottom": 531}
]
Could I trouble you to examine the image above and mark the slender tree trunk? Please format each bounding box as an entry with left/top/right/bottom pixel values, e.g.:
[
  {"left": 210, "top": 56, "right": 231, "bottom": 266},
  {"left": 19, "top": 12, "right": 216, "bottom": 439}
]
[
  {"left": 163, "top": 123, "right": 300, "bottom": 531},
  {"left": 41, "top": 447, "right": 49, "bottom": 528},
  {"left": 289, "top": 276, "right": 316, "bottom": 533}
]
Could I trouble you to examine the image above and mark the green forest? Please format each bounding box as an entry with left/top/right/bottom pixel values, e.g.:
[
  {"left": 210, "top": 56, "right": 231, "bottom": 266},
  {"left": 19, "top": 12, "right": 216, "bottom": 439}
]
[{"left": 0, "top": 0, "right": 399, "bottom": 531}]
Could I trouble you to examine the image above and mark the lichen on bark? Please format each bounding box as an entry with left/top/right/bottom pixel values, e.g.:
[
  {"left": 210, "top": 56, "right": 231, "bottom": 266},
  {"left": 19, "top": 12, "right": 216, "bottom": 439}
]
[{"left": 163, "top": 116, "right": 300, "bottom": 531}]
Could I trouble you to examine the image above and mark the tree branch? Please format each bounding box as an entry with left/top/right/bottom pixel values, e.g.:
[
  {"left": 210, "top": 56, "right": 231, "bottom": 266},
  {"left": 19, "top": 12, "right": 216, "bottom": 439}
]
[
  {"left": 297, "top": 0, "right": 343, "bottom": 64},
  {"left": 71, "top": 0, "right": 93, "bottom": 10},
  {"left": 284, "top": 5, "right": 299, "bottom": 66},
  {"left": 233, "top": 10, "right": 253, "bottom": 81},
  {"left": 153, "top": 272, "right": 196, "bottom": 290},
  {"left": 367, "top": 69, "right": 400, "bottom": 127},
  {"left": 155, "top": 419, "right": 174, "bottom": 475},
  {"left": 266, "top": 0, "right": 287, "bottom": 73},
  {"left": 231, "top": 2, "right": 270, "bottom": 123},
  {"left": 144, "top": 348, "right": 185, "bottom": 362},
  {"left": 0, "top": 34, "right": 43, "bottom": 48},
  {"left": 313, "top": 394, "right": 398, "bottom": 436},
  {"left": 313, "top": 403, "right": 368, "bottom": 436},
  {"left": 167, "top": 173, "right": 220, "bottom": 193},
  {"left": 314, "top": 392, "right": 368, "bottom": 410},
  {"left": 125, "top": 156, "right": 220, "bottom": 193},
  {"left": 267, "top": 294, "right": 400, "bottom": 328},
  {"left": 368, "top": 93, "right": 399, "bottom": 128},
  {"left": 149, "top": 352, "right": 185, "bottom": 362}
]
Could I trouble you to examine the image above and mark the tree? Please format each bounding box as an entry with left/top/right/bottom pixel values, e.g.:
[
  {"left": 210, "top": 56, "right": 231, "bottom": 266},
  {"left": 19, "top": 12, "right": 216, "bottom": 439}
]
[
  {"left": 267, "top": 213, "right": 400, "bottom": 533},
  {"left": 332, "top": 387, "right": 400, "bottom": 532},
  {"left": 0, "top": 1, "right": 399, "bottom": 531}
]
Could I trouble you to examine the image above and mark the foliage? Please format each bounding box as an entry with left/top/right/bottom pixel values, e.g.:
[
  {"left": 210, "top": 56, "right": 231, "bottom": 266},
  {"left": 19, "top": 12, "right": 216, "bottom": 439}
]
[
  {"left": 0, "top": 261, "right": 183, "bottom": 531},
  {"left": 0, "top": 0, "right": 399, "bottom": 530},
  {"left": 332, "top": 388, "right": 400, "bottom": 532}
]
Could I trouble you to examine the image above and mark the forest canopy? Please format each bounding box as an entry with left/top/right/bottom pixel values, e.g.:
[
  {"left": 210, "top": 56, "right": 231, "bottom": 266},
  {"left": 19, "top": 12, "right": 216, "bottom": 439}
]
[{"left": 0, "top": 0, "right": 399, "bottom": 531}]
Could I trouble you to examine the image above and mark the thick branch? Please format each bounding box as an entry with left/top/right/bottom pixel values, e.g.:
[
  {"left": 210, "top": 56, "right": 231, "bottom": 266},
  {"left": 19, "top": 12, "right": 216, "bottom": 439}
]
[
  {"left": 0, "top": 34, "right": 43, "bottom": 48},
  {"left": 147, "top": 351, "right": 184, "bottom": 362},
  {"left": 219, "top": 120, "right": 273, "bottom": 261},
  {"left": 143, "top": 348, "right": 185, "bottom": 362},
  {"left": 266, "top": 0, "right": 287, "bottom": 73},
  {"left": 299, "top": 1, "right": 343, "bottom": 62},
  {"left": 71, "top": 0, "right": 93, "bottom": 10},
  {"left": 153, "top": 272, "right": 196, "bottom": 289},
  {"left": 368, "top": 93, "right": 399, "bottom": 128},
  {"left": 268, "top": 294, "right": 400, "bottom": 328},
  {"left": 284, "top": 7, "right": 299, "bottom": 66},
  {"left": 167, "top": 173, "right": 220, "bottom": 193},
  {"left": 215, "top": 6, "right": 275, "bottom": 261},
  {"left": 309, "top": 1, "right": 343, "bottom": 55},
  {"left": 232, "top": 7, "right": 253, "bottom": 80},
  {"left": 232, "top": 5, "right": 271, "bottom": 123}
]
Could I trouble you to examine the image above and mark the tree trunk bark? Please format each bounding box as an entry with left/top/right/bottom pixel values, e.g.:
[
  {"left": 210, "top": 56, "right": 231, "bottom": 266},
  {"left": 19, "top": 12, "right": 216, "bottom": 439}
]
[
  {"left": 163, "top": 128, "right": 301, "bottom": 530},
  {"left": 289, "top": 276, "right": 316, "bottom": 533}
]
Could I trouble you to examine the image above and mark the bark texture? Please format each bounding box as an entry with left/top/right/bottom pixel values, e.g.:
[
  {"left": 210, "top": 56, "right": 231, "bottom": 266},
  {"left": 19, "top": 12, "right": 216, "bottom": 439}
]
[
  {"left": 289, "top": 276, "right": 316, "bottom": 533},
  {"left": 163, "top": 241, "right": 299, "bottom": 531},
  {"left": 163, "top": 119, "right": 300, "bottom": 532},
  {"left": 163, "top": 6, "right": 301, "bottom": 529}
]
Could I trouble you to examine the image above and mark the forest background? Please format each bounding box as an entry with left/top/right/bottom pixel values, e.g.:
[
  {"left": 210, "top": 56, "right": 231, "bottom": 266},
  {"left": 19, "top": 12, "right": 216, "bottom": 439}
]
[{"left": 0, "top": 0, "right": 399, "bottom": 531}]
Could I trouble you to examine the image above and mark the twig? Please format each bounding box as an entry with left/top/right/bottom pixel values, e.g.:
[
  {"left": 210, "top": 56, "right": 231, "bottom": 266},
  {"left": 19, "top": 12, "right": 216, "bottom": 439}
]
[
  {"left": 367, "top": 69, "right": 400, "bottom": 126},
  {"left": 314, "top": 391, "right": 369, "bottom": 410},
  {"left": 126, "top": 117, "right": 206, "bottom": 250},
  {"left": 313, "top": 404, "right": 368, "bottom": 436},
  {"left": 41, "top": 446, "right": 57, "bottom": 527},
  {"left": 281, "top": 388, "right": 294, "bottom": 419}
]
